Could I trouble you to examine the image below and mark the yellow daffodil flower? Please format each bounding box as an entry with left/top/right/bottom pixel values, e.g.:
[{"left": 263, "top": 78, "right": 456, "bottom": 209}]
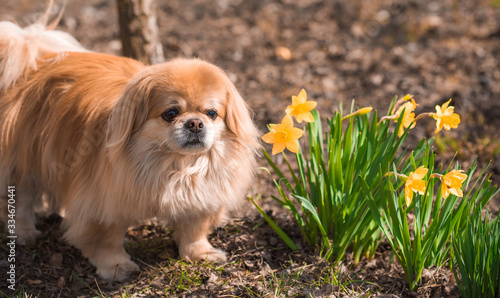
[
  {"left": 395, "top": 99, "right": 418, "bottom": 137},
  {"left": 404, "top": 166, "right": 428, "bottom": 206},
  {"left": 441, "top": 169, "right": 467, "bottom": 198},
  {"left": 433, "top": 99, "right": 460, "bottom": 133},
  {"left": 285, "top": 89, "right": 317, "bottom": 123},
  {"left": 262, "top": 114, "right": 304, "bottom": 155}
]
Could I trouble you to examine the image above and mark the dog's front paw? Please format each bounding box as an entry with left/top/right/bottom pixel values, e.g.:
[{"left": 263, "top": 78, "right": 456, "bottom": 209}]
[
  {"left": 179, "top": 239, "right": 227, "bottom": 265},
  {"left": 95, "top": 259, "right": 140, "bottom": 281},
  {"left": 200, "top": 247, "right": 227, "bottom": 264}
]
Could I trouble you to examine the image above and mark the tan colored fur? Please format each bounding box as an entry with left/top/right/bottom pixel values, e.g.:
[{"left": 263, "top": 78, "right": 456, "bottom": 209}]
[{"left": 0, "top": 21, "right": 259, "bottom": 280}]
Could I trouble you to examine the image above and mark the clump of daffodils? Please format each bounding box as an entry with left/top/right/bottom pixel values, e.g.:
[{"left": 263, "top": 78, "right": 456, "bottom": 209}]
[
  {"left": 262, "top": 89, "right": 466, "bottom": 204},
  {"left": 263, "top": 89, "right": 372, "bottom": 155},
  {"left": 381, "top": 94, "right": 461, "bottom": 137},
  {"left": 263, "top": 91, "right": 462, "bottom": 154},
  {"left": 262, "top": 89, "right": 315, "bottom": 155},
  {"left": 262, "top": 90, "right": 466, "bottom": 199},
  {"left": 258, "top": 89, "right": 494, "bottom": 295},
  {"left": 388, "top": 166, "right": 469, "bottom": 206}
]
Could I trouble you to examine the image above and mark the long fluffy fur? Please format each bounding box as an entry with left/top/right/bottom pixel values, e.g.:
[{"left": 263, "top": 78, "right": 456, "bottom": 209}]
[
  {"left": 0, "top": 20, "right": 259, "bottom": 280},
  {"left": 0, "top": 21, "right": 86, "bottom": 93}
]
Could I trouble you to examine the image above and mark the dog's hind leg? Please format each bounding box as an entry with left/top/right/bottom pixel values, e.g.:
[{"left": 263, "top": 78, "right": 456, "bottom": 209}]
[{"left": 0, "top": 181, "right": 42, "bottom": 245}]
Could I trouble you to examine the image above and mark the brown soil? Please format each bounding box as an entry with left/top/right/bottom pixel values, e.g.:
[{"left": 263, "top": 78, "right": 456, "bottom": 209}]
[{"left": 1, "top": 0, "right": 499, "bottom": 297}]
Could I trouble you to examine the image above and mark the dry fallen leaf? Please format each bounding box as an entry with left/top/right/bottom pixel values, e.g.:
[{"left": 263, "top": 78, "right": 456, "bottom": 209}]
[
  {"left": 57, "top": 276, "right": 65, "bottom": 288},
  {"left": 207, "top": 272, "right": 219, "bottom": 285},
  {"left": 28, "top": 279, "right": 42, "bottom": 285}
]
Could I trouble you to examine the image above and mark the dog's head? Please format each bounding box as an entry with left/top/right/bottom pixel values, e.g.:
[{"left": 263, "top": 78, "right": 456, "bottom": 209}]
[{"left": 106, "top": 58, "right": 259, "bottom": 160}]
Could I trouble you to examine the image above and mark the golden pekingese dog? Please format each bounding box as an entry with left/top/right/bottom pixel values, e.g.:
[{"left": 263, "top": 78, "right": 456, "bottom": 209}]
[{"left": 0, "top": 19, "right": 259, "bottom": 280}]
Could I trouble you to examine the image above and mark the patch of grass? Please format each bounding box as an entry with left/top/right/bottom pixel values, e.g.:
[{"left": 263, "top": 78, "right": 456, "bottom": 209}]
[
  {"left": 238, "top": 260, "right": 378, "bottom": 297},
  {"left": 312, "top": 262, "right": 381, "bottom": 296},
  {"left": 240, "top": 264, "right": 309, "bottom": 297},
  {"left": 157, "top": 259, "right": 224, "bottom": 295},
  {"left": 0, "top": 287, "right": 40, "bottom": 298},
  {"left": 119, "top": 285, "right": 135, "bottom": 298},
  {"left": 313, "top": 262, "right": 347, "bottom": 290},
  {"left": 266, "top": 267, "right": 305, "bottom": 296}
]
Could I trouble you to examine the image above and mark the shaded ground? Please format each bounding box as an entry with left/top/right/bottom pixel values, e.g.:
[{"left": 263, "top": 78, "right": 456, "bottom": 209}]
[{"left": 1, "top": 0, "right": 500, "bottom": 297}]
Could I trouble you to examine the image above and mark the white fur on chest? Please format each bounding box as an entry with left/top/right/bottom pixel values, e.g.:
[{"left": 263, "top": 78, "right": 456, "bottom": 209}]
[
  {"left": 152, "top": 141, "right": 248, "bottom": 220},
  {"left": 160, "top": 154, "right": 233, "bottom": 216}
]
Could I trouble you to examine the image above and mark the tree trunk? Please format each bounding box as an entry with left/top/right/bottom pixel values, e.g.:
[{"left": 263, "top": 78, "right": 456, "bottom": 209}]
[{"left": 117, "top": 0, "right": 165, "bottom": 65}]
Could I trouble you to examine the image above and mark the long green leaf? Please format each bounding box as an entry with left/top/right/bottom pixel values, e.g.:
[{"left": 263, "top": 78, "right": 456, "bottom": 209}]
[{"left": 249, "top": 197, "right": 299, "bottom": 250}]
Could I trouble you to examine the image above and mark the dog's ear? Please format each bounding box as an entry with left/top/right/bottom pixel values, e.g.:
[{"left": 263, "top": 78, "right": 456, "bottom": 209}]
[
  {"left": 106, "top": 75, "right": 154, "bottom": 162},
  {"left": 224, "top": 79, "right": 260, "bottom": 150}
]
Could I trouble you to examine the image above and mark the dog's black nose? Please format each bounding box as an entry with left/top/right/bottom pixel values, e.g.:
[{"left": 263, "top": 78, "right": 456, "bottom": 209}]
[{"left": 185, "top": 118, "right": 204, "bottom": 133}]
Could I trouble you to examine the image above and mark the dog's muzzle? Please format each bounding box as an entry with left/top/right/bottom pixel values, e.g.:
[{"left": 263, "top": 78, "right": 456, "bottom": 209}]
[{"left": 183, "top": 118, "right": 206, "bottom": 147}]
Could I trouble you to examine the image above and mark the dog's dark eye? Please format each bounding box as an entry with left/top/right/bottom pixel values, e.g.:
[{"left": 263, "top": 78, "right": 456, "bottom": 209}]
[
  {"left": 162, "top": 108, "right": 179, "bottom": 122},
  {"left": 207, "top": 110, "right": 218, "bottom": 120}
]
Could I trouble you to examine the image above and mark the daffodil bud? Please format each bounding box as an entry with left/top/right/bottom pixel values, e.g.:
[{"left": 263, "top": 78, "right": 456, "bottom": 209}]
[{"left": 341, "top": 107, "right": 373, "bottom": 121}]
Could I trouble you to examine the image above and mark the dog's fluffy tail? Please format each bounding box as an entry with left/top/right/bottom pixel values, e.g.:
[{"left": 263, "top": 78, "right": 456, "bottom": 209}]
[{"left": 0, "top": 20, "right": 87, "bottom": 93}]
